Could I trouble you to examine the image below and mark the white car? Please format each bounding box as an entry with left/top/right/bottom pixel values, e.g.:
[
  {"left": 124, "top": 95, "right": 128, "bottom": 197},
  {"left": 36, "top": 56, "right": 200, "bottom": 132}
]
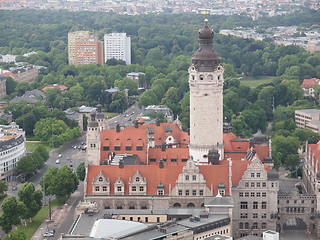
[
  {"left": 58, "top": 154, "right": 62, "bottom": 158},
  {"left": 55, "top": 159, "right": 60, "bottom": 164}
]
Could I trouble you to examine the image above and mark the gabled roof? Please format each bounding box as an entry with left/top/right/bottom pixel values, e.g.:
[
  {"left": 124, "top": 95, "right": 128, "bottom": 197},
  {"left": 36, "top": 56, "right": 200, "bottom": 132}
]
[{"left": 301, "top": 78, "right": 319, "bottom": 88}]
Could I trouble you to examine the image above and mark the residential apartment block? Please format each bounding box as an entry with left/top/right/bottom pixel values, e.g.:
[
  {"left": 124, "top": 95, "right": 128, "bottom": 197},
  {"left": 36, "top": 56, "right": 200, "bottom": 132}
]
[
  {"left": 0, "top": 122, "right": 26, "bottom": 181},
  {"left": 68, "top": 31, "right": 90, "bottom": 65},
  {"left": 75, "top": 36, "right": 104, "bottom": 66},
  {"left": 104, "top": 33, "right": 131, "bottom": 65},
  {"left": 295, "top": 109, "right": 320, "bottom": 133}
]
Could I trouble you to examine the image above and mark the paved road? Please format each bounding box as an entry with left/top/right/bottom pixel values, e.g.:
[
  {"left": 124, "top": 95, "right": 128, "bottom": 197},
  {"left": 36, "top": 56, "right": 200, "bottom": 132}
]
[
  {"left": 106, "top": 102, "right": 140, "bottom": 129},
  {"left": 281, "top": 229, "right": 318, "bottom": 240},
  {"left": 0, "top": 134, "right": 86, "bottom": 239}
]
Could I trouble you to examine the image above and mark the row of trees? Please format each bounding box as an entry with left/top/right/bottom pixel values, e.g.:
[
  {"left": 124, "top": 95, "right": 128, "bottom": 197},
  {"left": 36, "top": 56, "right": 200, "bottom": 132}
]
[{"left": 15, "top": 145, "right": 49, "bottom": 180}]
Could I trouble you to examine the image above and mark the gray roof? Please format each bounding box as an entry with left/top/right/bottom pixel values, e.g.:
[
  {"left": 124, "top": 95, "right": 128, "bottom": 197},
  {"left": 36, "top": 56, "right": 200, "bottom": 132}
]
[
  {"left": 90, "top": 219, "right": 147, "bottom": 239},
  {"left": 142, "top": 105, "right": 173, "bottom": 116},
  {"left": 9, "top": 96, "right": 38, "bottom": 104},
  {"left": 296, "top": 109, "right": 320, "bottom": 114},
  {"left": 23, "top": 89, "right": 46, "bottom": 99},
  {"left": 205, "top": 234, "right": 232, "bottom": 240},
  {"left": 9, "top": 89, "right": 46, "bottom": 104},
  {"left": 79, "top": 105, "right": 96, "bottom": 113},
  {"left": 64, "top": 109, "right": 82, "bottom": 120},
  {"left": 177, "top": 214, "right": 229, "bottom": 228},
  {"left": 126, "top": 72, "right": 145, "bottom": 77},
  {"left": 204, "top": 195, "right": 234, "bottom": 207}
]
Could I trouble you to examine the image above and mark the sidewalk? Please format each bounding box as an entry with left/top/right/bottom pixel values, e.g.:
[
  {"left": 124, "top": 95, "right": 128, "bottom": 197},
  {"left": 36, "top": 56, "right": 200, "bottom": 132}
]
[{"left": 31, "top": 186, "right": 82, "bottom": 240}]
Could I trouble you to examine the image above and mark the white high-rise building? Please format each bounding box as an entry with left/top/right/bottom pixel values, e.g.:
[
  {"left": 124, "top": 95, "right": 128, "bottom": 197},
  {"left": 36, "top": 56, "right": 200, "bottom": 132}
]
[
  {"left": 104, "top": 33, "right": 131, "bottom": 65},
  {"left": 188, "top": 19, "right": 224, "bottom": 164}
]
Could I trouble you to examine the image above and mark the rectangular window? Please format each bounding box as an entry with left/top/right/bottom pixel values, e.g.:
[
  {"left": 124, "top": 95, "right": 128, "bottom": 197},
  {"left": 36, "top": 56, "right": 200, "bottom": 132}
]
[
  {"left": 245, "top": 182, "right": 249, "bottom": 187},
  {"left": 240, "top": 213, "right": 248, "bottom": 218},
  {"left": 158, "top": 190, "right": 164, "bottom": 195},
  {"left": 125, "top": 146, "right": 132, "bottom": 151},
  {"left": 262, "top": 213, "right": 266, "bottom": 219},
  {"left": 157, "top": 217, "right": 160, "bottom": 223},
  {"left": 257, "top": 173, "right": 260, "bottom": 177},
  {"left": 199, "top": 190, "right": 204, "bottom": 196},
  {"left": 132, "top": 186, "right": 136, "bottom": 191},
  {"left": 262, "top": 202, "right": 267, "bottom": 209},
  {"left": 117, "top": 186, "right": 122, "bottom": 191},
  {"left": 130, "top": 217, "right": 133, "bottom": 221},
  {"left": 139, "top": 186, "right": 144, "bottom": 191},
  {"left": 136, "top": 146, "right": 143, "bottom": 151},
  {"left": 103, "top": 186, "right": 107, "bottom": 191},
  {"left": 185, "top": 190, "right": 189, "bottom": 196},
  {"left": 245, "top": 192, "right": 249, "bottom": 197},
  {"left": 253, "top": 201, "right": 258, "bottom": 209},
  {"left": 150, "top": 158, "right": 156, "bottom": 162},
  {"left": 95, "top": 186, "right": 99, "bottom": 191},
  {"left": 192, "top": 175, "right": 196, "bottom": 180},
  {"left": 256, "top": 192, "right": 261, "bottom": 197},
  {"left": 262, "top": 182, "right": 266, "bottom": 187},
  {"left": 251, "top": 182, "right": 255, "bottom": 187},
  {"left": 262, "top": 192, "right": 267, "bottom": 197},
  {"left": 251, "top": 173, "right": 255, "bottom": 177},
  {"left": 251, "top": 192, "right": 255, "bottom": 197},
  {"left": 240, "top": 202, "right": 248, "bottom": 209},
  {"left": 185, "top": 175, "right": 189, "bottom": 180},
  {"left": 253, "top": 213, "right": 258, "bottom": 218},
  {"left": 103, "top": 146, "right": 109, "bottom": 151},
  {"left": 193, "top": 190, "right": 197, "bottom": 196},
  {"left": 256, "top": 182, "right": 261, "bottom": 188},
  {"left": 114, "top": 146, "right": 120, "bottom": 151},
  {"left": 178, "top": 190, "right": 182, "bottom": 196},
  {"left": 182, "top": 158, "right": 188, "bottom": 162},
  {"left": 145, "top": 217, "right": 148, "bottom": 223},
  {"left": 171, "top": 158, "right": 177, "bottom": 162},
  {"left": 239, "top": 192, "right": 244, "bottom": 197}
]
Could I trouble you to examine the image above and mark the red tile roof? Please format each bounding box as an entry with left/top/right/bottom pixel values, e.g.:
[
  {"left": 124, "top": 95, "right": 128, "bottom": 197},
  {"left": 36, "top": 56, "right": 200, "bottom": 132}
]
[
  {"left": 2, "top": 72, "right": 18, "bottom": 79},
  {"left": 87, "top": 163, "right": 230, "bottom": 195},
  {"left": 301, "top": 78, "right": 319, "bottom": 88},
  {"left": 42, "top": 84, "right": 68, "bottom": 92}
]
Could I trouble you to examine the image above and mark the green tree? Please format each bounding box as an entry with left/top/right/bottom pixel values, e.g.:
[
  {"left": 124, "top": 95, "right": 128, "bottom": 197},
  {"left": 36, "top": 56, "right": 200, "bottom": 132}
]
[
  {"left": 0, "top": 180, "right": 8, "bottom": 195},
  {"left": 0, "top": 197, "right": 26, "bottom": 233},
  {"left": 33, "top": 118, "right": 68, "bottom": 142},
  {"left": 139, "top": 89, "right": 158, "bottom": 108},
  {"left": 108, "top": 91, "right": 128, "bottom": 113},
  {"left": 7, "top": 230, "right": 27, "bottom": 240},
  {"left": 17, "top": 182, "right": 42, "bottom": 220},
  {"left": 224, "top": 90, "right": 241, "bottom": 115},
  {"left": 5, "top": 77, "right": 18, "bottom": 95},
  {"left": 76, "top": 162, "right": 86, "bottom": 181},
  {"left": 41, "top": 166, "right": 78, "bottom": 204},
  {"left": 114, "top": 77, "right": 138, "bottom": 96}
]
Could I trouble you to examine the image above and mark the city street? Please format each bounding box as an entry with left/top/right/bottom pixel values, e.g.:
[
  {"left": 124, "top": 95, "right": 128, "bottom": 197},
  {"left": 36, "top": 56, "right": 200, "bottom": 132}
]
[{"left": 0, "top": 134, "right": 86, "bottom": 239}]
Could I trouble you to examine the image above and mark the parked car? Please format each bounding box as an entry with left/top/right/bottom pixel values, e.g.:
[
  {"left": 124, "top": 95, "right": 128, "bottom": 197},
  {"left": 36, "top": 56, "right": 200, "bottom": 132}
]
[
  {"left": 47, "top": 229, "right": 55, "bottom": 234},
  {"left": 44, "top": 232, "right": 54, "bottom": 237},
  {"left": 55, "top": 159, "right": 60, "bottom": 164},
  {"left": 58, "top": 154, "right": 62, "bottom": 158}
]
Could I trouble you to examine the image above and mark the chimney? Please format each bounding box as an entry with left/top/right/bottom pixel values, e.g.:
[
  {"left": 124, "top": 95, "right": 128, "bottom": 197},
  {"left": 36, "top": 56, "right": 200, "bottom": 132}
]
[
  {"left": 119, "top": 159, "right": 124, "bottom": 169},
  {"left": 116, "top": 124, "right": 120, "bottom": 133},
  {"left": 156, "top": 119, "right": 160, "bottom": 126},
  {"left": 134, "top": 121, "right": 139, "bottom": 128},
  {"left": 159, "top": 159, "right": 164, "bottom": 169},
  {"left": 161, "top": 142, "right": 166, "bottom": 152}
]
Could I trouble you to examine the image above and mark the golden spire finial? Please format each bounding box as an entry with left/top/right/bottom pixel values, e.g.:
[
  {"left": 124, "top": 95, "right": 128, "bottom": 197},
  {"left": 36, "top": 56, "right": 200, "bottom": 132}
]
[{"left": 204, "top": 18, "right": 208, "bottom": 25}]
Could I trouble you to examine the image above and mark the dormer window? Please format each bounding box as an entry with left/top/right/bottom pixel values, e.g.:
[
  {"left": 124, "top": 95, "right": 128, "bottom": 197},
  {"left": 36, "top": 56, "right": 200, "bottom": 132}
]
[
  {"left": 158, "top": 190, "right": 164, "bottom": 195},
  {"left": 136, "top": 177, "right": 140, "bottom": 182},
  {"left": 117, "top": 186, "right": 122, "bottom": 191},
  {"left": 99, "top": 177, "right": 103, "bottom": 182}
]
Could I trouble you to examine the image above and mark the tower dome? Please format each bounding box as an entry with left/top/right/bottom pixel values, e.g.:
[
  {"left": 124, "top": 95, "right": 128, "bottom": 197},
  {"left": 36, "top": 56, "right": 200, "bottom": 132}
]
[
  {"left": 192, "top": 19, "right": 220, "bottom": 72},
  {"left": 96, "top": 104, "right": 104, "bottom": 119},
  {"left": 89, "top": 111, "right": 98, "bottom": 128}
]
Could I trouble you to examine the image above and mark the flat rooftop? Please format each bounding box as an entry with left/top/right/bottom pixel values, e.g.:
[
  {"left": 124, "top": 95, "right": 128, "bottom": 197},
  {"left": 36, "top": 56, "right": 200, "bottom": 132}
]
[{"left": 296, "top": 109, "right": 320, "bottom": 114}]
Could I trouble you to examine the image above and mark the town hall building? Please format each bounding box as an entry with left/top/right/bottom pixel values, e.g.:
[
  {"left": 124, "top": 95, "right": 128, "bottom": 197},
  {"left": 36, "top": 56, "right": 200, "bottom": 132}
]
[{"left": 81, "top": 20, "right": 279, "bottom": 238}]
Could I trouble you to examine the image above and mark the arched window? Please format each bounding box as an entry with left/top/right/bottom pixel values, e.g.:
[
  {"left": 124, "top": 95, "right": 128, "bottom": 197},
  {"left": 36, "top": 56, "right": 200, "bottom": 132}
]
[
  {"left": 262, "top": 222, "right": 267, "bottom": 229},
  {"left": 173, "top": 203, "right": 181, "bottom": 208},
  {"left": 245, "top": 222, "right": 249, "bottom": 229},
  {"left": 135, "top": 177, "right": 140, "bottom": 182},
  {"left": 187, "top": 203, "right": 195, "bottom": 208},
  {"left": 99, "top": 177, "right": 103, "bottom": 182},
  {"left": 239, "top": 222, "right": 243, "bottom": 229}
]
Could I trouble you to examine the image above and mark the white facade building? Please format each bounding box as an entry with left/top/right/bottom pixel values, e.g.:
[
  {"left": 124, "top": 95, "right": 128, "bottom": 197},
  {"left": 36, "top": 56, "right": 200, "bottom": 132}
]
[
  {"left": 0, "top": 122, "right": 26, "bottom": 181},
  {"left": 189, "top": 19, "right": 224, "bottom": 164},
  {"left": 104, "top": 33, "right": 131, "bottom": 65}
]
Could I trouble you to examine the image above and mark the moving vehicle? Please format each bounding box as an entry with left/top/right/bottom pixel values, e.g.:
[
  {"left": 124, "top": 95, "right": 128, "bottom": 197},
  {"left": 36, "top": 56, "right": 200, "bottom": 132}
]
[{"left": 58, "top": 154, "right": 62, "bottom": 158}]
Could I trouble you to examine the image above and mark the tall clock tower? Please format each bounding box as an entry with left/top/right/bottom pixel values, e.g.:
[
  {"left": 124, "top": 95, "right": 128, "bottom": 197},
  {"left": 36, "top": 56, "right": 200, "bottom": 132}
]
[{"left": 189, "top": 19, "right": 224, "bottom": 164}]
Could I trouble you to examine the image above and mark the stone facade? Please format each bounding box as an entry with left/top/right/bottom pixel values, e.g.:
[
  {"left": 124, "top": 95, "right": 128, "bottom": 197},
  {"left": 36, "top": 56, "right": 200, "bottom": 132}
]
[
  {"left": 0, "top": 76, "right": 6, "bottom": 100},
  {"left": 232, "top": 157, "right": 279, "bottom": 238}
]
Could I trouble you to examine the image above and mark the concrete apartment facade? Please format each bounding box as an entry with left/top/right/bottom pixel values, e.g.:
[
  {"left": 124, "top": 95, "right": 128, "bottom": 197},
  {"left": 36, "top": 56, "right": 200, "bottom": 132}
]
[
  {"left": 68, "top": 31, "right": 90, "bottom": 65},
  {"left": 104, "top": 33, "right": 131, "bottom": 65},
  {"left": 295, "top": 109, "right": 320, "bottom": 133},
  {"left": 75, "top": 37, "right": 104, "bottom": 66}
]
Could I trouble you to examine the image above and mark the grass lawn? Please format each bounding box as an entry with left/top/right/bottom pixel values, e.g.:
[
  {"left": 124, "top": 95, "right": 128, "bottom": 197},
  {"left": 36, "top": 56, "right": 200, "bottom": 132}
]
[
  {"left": 240, "top": 76, "right": 275, "bottom": 88},
  {"left": 105, "top": 112, "right": 118, "bottom": 118},
  {"left": 26, "top": 141, "right": 52, "bottom": 152},
  {"left": 3, "top": 199, "right": 60, "bottom": 239}
]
